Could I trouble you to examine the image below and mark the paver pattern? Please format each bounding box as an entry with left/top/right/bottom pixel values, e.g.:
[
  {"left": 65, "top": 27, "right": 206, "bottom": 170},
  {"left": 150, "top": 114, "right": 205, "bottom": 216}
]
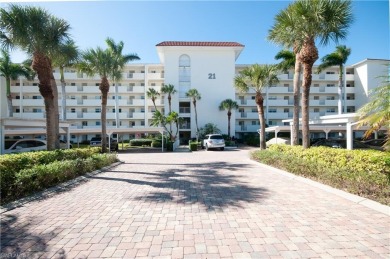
[{"left": 1, "top": 147, "right": 389, "bottom": 258}]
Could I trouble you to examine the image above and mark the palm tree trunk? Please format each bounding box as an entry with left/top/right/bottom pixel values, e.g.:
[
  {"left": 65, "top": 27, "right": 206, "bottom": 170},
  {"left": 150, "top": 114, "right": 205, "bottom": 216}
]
[
  {"left": 100, "top": 76, "right": 110, "bottom": 153},
  {"left": 60, "top": 67, "right": 66, "bottom": 121},
  {"left": 6, "top": 77, "right": 13, "bottom": 117},
  {"left": 227, "top": 111, "right": 231, "bottom": 137},
  {"left": 292, "top": 56, "right": 301, "bottom": 145},
  {"left": 256, "top": 93, "right": 266, "bottom": 150},
  {"left": 51, "top": 74, "right": 60, "bottom": 149},
  {"left": 32, "top": 52, "right": 57, "bottom": 150},
  {"left": 299, "top": 38, "right": 318, "bottom": 149},
  {"left": 338, "top": 65, "right": 343, "bottom": 114},
  {"left": 168, "top": 94, "right": 172, "bottom": 134},
  {"left": 193, "top": 101, "right": 199, "bottom": 142}
]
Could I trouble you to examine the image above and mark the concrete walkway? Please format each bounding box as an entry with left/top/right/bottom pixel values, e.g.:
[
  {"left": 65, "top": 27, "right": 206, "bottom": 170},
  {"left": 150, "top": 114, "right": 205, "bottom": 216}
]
[{"left": 1, "top": 147, "right": 389, "bottom": 258}]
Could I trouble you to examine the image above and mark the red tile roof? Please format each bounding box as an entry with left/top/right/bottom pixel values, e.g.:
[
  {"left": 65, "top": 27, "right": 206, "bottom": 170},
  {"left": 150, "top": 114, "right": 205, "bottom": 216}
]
[{"left": 156, "top": 41, "right": 244, "bottom": 47}]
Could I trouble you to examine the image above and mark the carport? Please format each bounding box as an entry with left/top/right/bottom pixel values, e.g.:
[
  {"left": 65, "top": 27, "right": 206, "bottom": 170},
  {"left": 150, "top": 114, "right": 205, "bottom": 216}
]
[{"left": 265, "top": 113, "right": 386, "bottom": 150}]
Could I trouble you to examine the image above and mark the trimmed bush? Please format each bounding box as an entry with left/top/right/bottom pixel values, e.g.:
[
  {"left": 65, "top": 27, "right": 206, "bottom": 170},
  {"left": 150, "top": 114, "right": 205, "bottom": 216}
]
[
  {"left": 151, "top": 140, "right": 162, "bottom": 148},
  {"left": 129, "top": 139, "right": 153, "bottom": 147},
  {"left": 251, "top": 145, "right": 390, "bottom": 205},
  {"left": 0, "top": 148, "right": 117, "bottom": 205},
  {"left": 189, "top": 141, "right": 199, "bottom": 151}
]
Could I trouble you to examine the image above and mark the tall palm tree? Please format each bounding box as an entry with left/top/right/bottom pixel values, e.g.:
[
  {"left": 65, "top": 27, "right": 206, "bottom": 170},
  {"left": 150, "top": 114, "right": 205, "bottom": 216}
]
[
  {"left": 78, "top": 47, "right": 115, "bottom": 153},
  {"left": 358, "top": 70, "right": 390, "bottom": 150},
  {"left": 0, "top": 49, "right": 30, "bottom": 117},
  {"left": 268, "top": 0, "right": 353, "bottom": 148},
  {"left": 51, "top": 39, "right": 79, "bottom": 121},
  {"left": 161, "top": 84, "right": 177, "bottom": 134},
  {"left": 161, "top": 84, "right": 176, "bottom": 113},
  {"left": 275, "top": 49, "right": 302, "bottom": 145},
  {"left": 234, "top": 64, "right": 278, "bottom": 149},
  {"left": 147, "top": 88, "right": 160, "bottom": 111},
  {"left": 219, "top": 99, "right": 239, "bottom": 138},
  {"left": 186, "top": 88, "right": 201, "bottom": 141},
  {"left": 105, "top": 37, "right": 140, "bottom": 128},
  {"left": 317, "top": 45, "right": 351, "bottom": 114},
  {"left": 1, "top": 4, "right": 72, "bottom": 150}
]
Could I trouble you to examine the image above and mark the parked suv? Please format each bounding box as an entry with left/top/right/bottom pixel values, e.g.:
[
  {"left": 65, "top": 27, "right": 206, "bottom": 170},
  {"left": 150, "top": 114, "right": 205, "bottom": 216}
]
[
  {"left": 90, "top": 137, "right": 118, "bottom": 151},
  {"left": 202, "top": 134, "right": 225, "bottom": 151}
]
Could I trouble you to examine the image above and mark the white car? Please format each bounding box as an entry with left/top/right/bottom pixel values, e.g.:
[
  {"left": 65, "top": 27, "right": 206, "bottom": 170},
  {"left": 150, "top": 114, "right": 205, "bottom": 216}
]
[
  {"left": 202, "top": 134, "right": 225, "bottom": 151},
  {"left": 4, "top": 139, "right": 47, "bottom": 154}
]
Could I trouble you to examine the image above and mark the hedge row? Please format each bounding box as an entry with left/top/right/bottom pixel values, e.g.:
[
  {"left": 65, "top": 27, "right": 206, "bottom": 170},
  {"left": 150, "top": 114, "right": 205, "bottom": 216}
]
[
  {"left": 0, "top": 148, "right": 117, "bottom": 205},
  {"left": 251, "top": 145, "right": 390, "bottom": 206}
]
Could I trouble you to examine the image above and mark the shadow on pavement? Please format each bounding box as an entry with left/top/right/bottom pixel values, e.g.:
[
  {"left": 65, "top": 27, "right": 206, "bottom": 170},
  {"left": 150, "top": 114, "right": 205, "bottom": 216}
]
[{"left": 92, "top": 161, "right": 269, "bottom": 211}]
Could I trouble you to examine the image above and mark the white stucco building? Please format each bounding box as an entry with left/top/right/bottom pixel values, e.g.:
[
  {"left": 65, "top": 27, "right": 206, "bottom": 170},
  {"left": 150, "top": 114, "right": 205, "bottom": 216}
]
[{"left": 1, "top": 41, "right": 389, "bottom": 144}]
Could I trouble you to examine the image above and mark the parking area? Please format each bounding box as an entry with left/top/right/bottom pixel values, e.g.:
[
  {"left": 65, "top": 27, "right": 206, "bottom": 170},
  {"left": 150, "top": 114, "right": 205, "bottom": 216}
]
[{"left": 1, "top": 147, "right": 389, "bottom": 258}]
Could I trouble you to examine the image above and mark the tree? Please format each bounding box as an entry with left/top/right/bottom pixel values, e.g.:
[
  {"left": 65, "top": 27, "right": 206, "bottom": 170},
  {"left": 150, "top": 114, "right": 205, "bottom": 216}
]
[
  {"left": 105, "top": 37, "right": 140, "bottom": 128},
  {"left": 78, "top": 41, "right": 138, "bottom": 152},
  {"left": 275, "top": 49, "right": 302, "bottom": 145},
  {"left": 0, "top": 49, "right": 30, "bottom": 117},
  {"left": 150, "top": 110, "right": 183, "bottom": 142},
  {"left": 161, "top": 84, "right": 176, "bottom": 113},
  {"left": 234, "top": 64, "right": 279, "bottom": 149},
  {"left": 161, "top": 84, "right": 177, "bottom": 134},
  {"left": 219, "top": 99, "right": 239, "bottom": 138},
  {"left": 358, "top": 70, "right": 390, "bottom": 150},
  {"left": 268, "top": 0, "right": 353, "bottom": 148},
  {"left": 199, "top": 123, "right": 221, "bottom": 140},
  {"left": 1, "top": 4, "right": 72, "bottom": 150},
  {"left": 51, "top": 39, "right": 79, "bottom": 121},
  {"left": 147, "top": 88, "right": 160, "bottom": 111},
  {"left": 317, "top": 45, "right": 351, "bottom": 114},
  {"left": 186, "top": 88, "right": 201, "bottom": 141}
]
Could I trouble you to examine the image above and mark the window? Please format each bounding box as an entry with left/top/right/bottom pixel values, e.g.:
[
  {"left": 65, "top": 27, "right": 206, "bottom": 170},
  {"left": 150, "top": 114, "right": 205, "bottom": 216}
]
[
  {"left": 326, "top": 71, "right": 335, "bottom": 74},
  {"left": 251, "top": 108, "right": 257, "bottom": 113},
  {"left": 16, "top": 96, "right": 20, "bottom": 99},
  {"left": 327, "top": 84, "right": 335, "bottom": 87},
  {"left": 82, "top": 96, "right": 87, "bottom": 100},
  {"left": 141, "top": 83, "right": 145, "bottom": 86},
  {"left": 314, "top": 96, "right": 319, "bottom": 100},
  {"left": 251, "top": 96, "right": 255, "bottom": 100},
  {"left": 95, "top": 96, "right": 101, "bottom": 99},
  {"left": 95, "top": 83, "right": 99, "bottom": 86},
  {"left": 151, "top": 83, "right": 156, "bottom": 86},
  {"left": 141, "top": 96, "right": 145, "bottom": 99},
  {"left": 326, "top": 96, "right": 335, "bottom": 100},
  {"left": 284, "top": 108, "right": 289, "bottom": 113},
  {"left": 70, "top": 96, "right": 76, "bottom": 100},
  {"left": 71, "top": 108, "right": 76, "bottom": 113},
  {"left": 33, "top": 108, "right": 42, "bottom": 113},
  {"left": 314, "top": 108, "right": 320, "bottom": 113},
  {"left": 131, "top": 121, "right": 135, "bottom": 126},
  {"left": 326, "top": 108, "right": 336, "bottom": 113},
  {"left": 252, "top": 121, "right": 259, "bottom": 125},
  {"left": 141, "top": 121, "right": 145, "bottom": 126},
  {"left": 96, "top": 121, "right": 101, "bottom": 126},
  {"left": 82, "top": 121, "right": 88, "bottom": 126},
  {"left": 141, "top": 108, "right": 145, "bottom": 113},
  {"left": 95, "top": 108, "right": 101, "bottom": 113},
  {"left": 71, "top": 83, "right": 76, "bottom": 86},
  {"left": 269, "top": 96, "right": 277, "bottom": 100},
  {"left": 16, "top": 108, "right": 20, "bottom": 113},
  {"left": 313, "top": 84, "right": 319, "bottom": 87},
  {"left": 33, "top": 83, "right": 38, "bottom": 86},
  {"left": 269, "top": 108, "right": 277, "bottom": 113},
  {"left": 32, "top": 96, "right": 42, "bottom": 99},
  {"left": 284, "top": 84, "right": 289, "bottom": 87},
  {"left": 82, "top": 83, "right": 87, "bottom": 86}
]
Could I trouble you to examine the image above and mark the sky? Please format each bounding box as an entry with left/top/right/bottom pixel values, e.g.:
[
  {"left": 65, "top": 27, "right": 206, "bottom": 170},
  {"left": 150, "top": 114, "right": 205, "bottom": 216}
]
[{"left": 2, "top": 0, "right": 389, "bottom": 66}]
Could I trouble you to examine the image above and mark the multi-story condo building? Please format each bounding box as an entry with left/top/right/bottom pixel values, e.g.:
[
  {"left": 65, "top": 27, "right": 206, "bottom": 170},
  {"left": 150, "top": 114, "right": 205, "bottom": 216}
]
[{"left": 2, "top": 42, "right": 389, "bottom": 144}]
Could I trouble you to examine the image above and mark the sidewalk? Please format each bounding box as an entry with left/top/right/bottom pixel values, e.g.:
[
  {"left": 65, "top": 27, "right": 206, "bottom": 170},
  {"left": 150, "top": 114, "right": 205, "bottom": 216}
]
[{"left": 1, "top": 147, "right": 389, "bottom": 258}]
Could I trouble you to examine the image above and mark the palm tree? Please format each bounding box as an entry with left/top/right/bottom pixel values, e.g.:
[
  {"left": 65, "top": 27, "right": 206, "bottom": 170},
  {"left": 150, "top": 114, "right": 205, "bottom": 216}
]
[
  {"left": 1, "top": 5, "right": 72, "bottom": 150},
  {"left": 317, "top": 45, "right": 351, "bottom": 114},
  {"left": 219, "top": 99, "right": 239, "bottom": 138},
  {"left": 234, "top": 64, "right": 279, "bottom": 149},
  {"left": 161, "top": 84, "right": 177, "bottom": 134},
  {"left": 268, "top": 0, "right": 353, "bottom": 148},
  {"left": 186, "top": 88, "right": 201, "bottom": 141},
  {"left": 147, "top": 88, "right": 160, "bottom": 111},
  {"left": 51, "top": 39, "right": 79, "bottom": 121},
  {"left": 358, "top": 70, "right": 390, "bottom": 150},
  {"left": 0, "top": 49, "right": 30, "bottom": 117},
  {"left": 105, "top": 37, "right": 140, "bottom": 128},
  {"left": 275, "top": 49, "right": 302, "bottom": 145},
  {"left": 161, "top": 84, "right": 176, "bottom": 113}
]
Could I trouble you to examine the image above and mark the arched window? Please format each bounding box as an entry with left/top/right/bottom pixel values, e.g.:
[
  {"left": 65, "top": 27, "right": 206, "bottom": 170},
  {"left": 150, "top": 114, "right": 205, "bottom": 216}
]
[{"left": 179, "top": 55, "right": 191, "bottom": 97}]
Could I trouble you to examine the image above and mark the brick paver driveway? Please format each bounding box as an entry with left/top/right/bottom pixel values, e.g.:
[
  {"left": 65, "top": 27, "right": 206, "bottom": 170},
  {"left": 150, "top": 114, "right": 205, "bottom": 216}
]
[{"left": 1, "top": 147, "right": 389, "bottom": 258}]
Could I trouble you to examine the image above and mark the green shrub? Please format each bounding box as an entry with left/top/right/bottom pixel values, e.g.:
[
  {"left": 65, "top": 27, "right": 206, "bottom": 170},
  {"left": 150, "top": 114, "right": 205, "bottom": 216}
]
[
  {"left": 0, "top": 149, "right": 117, "bottom": 205},
  {"left": 251, "top": 145, "right": 390, "bottom": 205},
  {"left": 151, "top": 140, "right": 162, "bottom": 148},
  {"left": 129, "top": 139, "right": 153, "bottom": 146},
  {"left": 189, "top": 141, "right": 198, "bottom": 151}
]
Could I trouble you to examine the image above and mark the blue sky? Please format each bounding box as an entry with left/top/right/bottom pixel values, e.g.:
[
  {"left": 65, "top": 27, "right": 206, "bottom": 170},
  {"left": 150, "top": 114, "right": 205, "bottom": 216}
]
[{"left": 3, "top": 0, "right": 389, "bottom": 66}]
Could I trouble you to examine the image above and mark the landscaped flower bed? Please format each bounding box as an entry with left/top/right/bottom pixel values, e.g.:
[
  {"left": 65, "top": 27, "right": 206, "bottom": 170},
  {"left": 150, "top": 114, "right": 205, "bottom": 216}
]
[
  {"left": 0, "top": 147, "right": 118, "bottom": 205},
  {"left": 251, "top": 145, "right": 390, "bottom": 206}
]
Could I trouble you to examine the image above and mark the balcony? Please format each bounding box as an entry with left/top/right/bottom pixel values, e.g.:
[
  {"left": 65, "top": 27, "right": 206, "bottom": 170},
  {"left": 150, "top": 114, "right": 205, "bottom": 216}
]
[
  {"left": 127, "top": 99, "right": 145, "bottom": 106},
  {"left": 13, "top": 99, "right": 44, "bottom": 106},
  {"left": 126, "top": 73, "right": 145, "bottom": 80},
  {"left": 235, "top": 125, "right": 259, "bottom": 132},
  {"left": 148, "top": 73, "right": 164, "bottom": 80}
]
